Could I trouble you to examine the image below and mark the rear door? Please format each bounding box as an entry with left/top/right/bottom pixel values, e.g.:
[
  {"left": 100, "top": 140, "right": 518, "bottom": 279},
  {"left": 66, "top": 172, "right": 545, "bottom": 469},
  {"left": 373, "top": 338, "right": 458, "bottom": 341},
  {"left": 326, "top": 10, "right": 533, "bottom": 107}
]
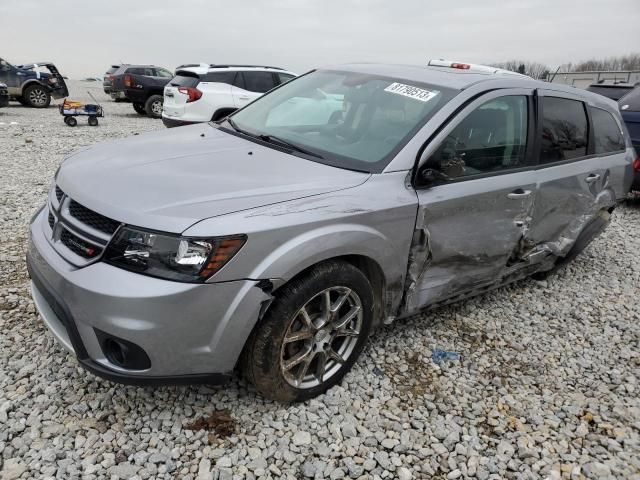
[
  {"left": 0, "top": 58, "right": 21, "bottom": 95},
  {"left": 231, "top": 71, "right": 276, "bottom": 108},
  {"left": 526, "top": 91, "right": 612, "bottom": 254},
  {"left": 408, "top": 88, "right": 537, "bottom": 312}
]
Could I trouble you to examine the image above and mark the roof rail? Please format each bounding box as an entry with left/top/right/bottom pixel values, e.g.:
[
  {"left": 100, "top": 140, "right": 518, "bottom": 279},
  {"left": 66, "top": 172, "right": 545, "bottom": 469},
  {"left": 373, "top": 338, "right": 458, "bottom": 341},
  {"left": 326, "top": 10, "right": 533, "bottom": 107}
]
[{"left": 208, "top": 64, "right": 285, "bottom": 71}]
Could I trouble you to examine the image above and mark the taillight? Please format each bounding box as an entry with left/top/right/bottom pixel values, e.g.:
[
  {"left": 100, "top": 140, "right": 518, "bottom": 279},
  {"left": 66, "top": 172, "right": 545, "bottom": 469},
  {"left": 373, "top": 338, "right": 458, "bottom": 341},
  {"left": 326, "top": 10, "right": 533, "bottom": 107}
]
[
  {"left": 124, "top": 74, "right": 132, "bottom": 87},
  {"left": 451, "top": 63, "right": 471, "bottom": 70},
  {"left": 178, "top": 87, "right": 202, "bottom": 103},
  {"left": 633, "top": 157, "right": 640, "bottom": 172},
  {"left": 108, "top": 75, "right": 114, "bottom": 81}
]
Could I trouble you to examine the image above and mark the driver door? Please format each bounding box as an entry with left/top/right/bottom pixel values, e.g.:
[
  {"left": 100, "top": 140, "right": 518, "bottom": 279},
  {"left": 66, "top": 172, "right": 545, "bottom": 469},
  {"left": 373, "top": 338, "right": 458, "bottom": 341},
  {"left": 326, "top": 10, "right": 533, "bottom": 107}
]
[{"left": 407, "top": 88, "right": 537, "bottom": 312}]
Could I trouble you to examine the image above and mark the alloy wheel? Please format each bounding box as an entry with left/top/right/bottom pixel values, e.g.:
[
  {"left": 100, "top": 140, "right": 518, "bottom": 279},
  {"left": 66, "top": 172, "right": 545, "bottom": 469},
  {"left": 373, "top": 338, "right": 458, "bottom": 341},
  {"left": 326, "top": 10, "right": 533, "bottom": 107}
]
[
  {"left": 29, "top": 88, "right": 48, "bottom": 106},
  {"left": 280, "top": 286, "right": 363, "bottom": 389}
]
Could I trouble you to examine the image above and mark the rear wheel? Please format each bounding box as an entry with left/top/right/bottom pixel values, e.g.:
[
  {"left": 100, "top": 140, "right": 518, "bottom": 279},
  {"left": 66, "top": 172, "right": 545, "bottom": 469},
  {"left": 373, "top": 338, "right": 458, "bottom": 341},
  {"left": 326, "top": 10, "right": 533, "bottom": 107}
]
[
  {"left": 133, "top": 103, "right": 146, "bottom": 115},
  {"left": 23, "top": 84, "right": 51, "bottom": 108},
  {"left": 88, "top": 116, "right": 99, "bottom": 126},
  {"left": 66, "top": 116, "right": 77, "bottom": 127},
  {"left": 241, "top": 261, "right": 374, "bottom": 402},
  {"left": 144, "top": 95, "right": 163, "bottom": 118}
]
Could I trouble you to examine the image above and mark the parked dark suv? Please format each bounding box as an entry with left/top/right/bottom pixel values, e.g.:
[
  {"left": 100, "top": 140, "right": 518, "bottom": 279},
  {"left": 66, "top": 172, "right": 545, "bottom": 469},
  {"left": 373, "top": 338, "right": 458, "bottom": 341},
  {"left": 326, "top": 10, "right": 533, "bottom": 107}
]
[
  {"left": 587, "top": 80, "right": 636, "bottom": 101},
  {"left": 619, "top": 86, "right": 640, "bottom": 191},
  {"left": 0, "top": 58, "right": 68, "bottom": 108},
  {"left": 108, "top": 64, "right": 172, "bottom": 107},
  {"left": 121, "top": 67, "right": 174, "bottom": 118}
]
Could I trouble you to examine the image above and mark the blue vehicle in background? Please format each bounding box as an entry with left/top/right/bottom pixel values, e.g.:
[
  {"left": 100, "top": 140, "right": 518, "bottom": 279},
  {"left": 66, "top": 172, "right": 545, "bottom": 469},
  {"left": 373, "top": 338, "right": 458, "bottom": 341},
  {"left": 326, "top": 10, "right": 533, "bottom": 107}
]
[{"left": 619, "top": 87, "right": 640, "bottom": 192}]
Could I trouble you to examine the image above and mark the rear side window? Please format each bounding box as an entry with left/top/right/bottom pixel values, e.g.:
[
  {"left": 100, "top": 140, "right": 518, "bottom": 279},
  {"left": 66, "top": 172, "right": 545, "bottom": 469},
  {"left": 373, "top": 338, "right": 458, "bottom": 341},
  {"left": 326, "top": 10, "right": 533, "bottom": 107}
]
[
  {"left": 169, "top": 74, "right": 199, "bottom": 88},
  {"left": 619, "top": 87, "right": 640, "bottom": 112},
  {"left": 539, "top": 97, "right": 588, "bottom": 163},
  {"left": 106, "top": 66, "right": 119, "bottom": 74},
  {"left": 242, "top": 71, "right": 276, "bottom": 93},
  {"left": 277, "top": 73, "right": 295, "bottom": 85},
  {"left": 590, "top": 107, "right": 625, "bottom": 154},
  {"left": 203, "top": 71, "right": 236, "bottom": 84},
  {"left": 127, "top": 67, "right": 154, "bottom": 76},
  {"left": 155, "top": 68, "right": 173, "bottom": 78}
]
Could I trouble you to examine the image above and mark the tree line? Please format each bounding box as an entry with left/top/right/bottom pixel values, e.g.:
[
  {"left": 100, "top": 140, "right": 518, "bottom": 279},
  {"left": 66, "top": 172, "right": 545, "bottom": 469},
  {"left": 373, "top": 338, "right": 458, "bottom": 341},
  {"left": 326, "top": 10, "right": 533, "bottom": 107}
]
[{"left": 491, "top": 53, "right": 640, "bottom": 80}]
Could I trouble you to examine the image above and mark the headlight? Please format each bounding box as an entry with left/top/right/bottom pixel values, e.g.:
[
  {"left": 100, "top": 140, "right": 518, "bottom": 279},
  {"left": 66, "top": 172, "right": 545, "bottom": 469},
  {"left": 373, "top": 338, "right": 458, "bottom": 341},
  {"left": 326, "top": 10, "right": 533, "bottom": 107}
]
[{"left": 104, "top": 226, "right": 246, "bottom": 282}]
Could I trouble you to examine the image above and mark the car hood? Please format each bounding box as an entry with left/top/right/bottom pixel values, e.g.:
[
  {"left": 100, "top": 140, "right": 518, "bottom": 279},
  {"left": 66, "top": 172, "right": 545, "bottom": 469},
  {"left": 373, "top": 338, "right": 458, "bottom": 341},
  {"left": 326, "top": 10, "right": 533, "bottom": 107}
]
[{"left": 57, "top": 124, "right": 370, "bottom": 233}]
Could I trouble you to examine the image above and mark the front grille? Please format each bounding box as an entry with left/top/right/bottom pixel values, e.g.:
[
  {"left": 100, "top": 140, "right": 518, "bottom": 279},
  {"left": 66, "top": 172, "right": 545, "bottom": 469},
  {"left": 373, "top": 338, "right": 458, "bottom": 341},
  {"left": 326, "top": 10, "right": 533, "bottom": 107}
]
[
  {"left": 55, "top": 186, "right": 64, "bottom": 202},
  {"left": 48, "top": 212, "right": 55, "bottom": 229},
  {"left": 68, "top": 200, "right": 120, "bottom": 235},
  {"left": 60, "top": 229, "right": 101, "bottom": 259}
]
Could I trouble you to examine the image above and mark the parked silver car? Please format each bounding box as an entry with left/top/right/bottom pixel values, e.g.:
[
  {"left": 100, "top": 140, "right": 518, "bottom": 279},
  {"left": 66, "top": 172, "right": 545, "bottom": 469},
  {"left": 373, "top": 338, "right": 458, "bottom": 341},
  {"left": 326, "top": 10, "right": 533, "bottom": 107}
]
[{"left": 27, "top": 62, "right": 634, "bottom": 401}]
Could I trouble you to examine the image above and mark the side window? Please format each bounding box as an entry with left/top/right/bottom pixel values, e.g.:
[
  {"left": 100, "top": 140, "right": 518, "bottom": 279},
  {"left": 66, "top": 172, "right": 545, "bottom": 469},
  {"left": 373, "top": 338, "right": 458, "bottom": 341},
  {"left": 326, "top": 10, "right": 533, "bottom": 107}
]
[
  {"left": 276, "top": 73, "right": 295, "bottom": 85},
  {"left": 423, "top": 96, "right": 528, "bottom": 180},
  {"left": 243, "top": 71, "right": 276, "bottom": 93},
  {"left": 233, "top": 72, "right": 246, "bottom": 89},
  {"left": 126, "top": 67, "right": 144, "bottom": 75},
  {"left": 590, "top": 107, "right": 625, "bottom": 154},
  {"left": 155, "top": 68, "right": 173, "bottom": 78},
  {"left": 540, "top": 97, "right": 588, "bottom": 163},
  {"left": 203, "top": 72, "right": 237, "bottom": 84}
]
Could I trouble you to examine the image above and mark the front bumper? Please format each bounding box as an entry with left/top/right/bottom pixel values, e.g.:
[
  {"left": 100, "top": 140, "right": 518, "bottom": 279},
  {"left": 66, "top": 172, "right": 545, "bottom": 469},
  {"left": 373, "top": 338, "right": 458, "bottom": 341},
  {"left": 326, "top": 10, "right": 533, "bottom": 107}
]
[{"left": 27, "top": 208, "right": 270, "bottom": 385}]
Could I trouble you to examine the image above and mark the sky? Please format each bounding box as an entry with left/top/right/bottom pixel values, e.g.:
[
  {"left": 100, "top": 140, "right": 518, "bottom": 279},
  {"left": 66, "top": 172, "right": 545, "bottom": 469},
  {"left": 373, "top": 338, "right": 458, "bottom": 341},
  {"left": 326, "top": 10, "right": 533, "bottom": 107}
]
[{"left": 1, "top": 0, "right": 638, "bottom": 79}]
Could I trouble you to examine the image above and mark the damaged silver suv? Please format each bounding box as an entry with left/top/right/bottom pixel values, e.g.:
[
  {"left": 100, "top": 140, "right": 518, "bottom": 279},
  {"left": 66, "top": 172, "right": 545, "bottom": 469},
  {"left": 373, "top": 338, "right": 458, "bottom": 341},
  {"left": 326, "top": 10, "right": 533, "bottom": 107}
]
[{"left": 27, "top": 62, "right": 634, "bottom": 401}]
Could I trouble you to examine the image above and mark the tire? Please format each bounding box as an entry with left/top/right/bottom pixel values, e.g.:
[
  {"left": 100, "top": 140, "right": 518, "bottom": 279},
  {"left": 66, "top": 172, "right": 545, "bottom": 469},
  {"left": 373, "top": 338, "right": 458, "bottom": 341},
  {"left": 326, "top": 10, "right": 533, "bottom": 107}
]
[
  {"left": 241, "top": 260, "right": 374, "bottom": 402},
  {"left": 88, "top": 116, "right": 99, "bottom": 126},
  {"left": 144, "top": 95, "right": 163, "bottom": 118},
  {"left": 23, "top": 84, "right": 51, "bottom": 108},
  {"left": 133, "top": 103, "right": 146, "bottom": 115},
  {"left": 66, "top": 117, "right": 77, "bottom": 127}
]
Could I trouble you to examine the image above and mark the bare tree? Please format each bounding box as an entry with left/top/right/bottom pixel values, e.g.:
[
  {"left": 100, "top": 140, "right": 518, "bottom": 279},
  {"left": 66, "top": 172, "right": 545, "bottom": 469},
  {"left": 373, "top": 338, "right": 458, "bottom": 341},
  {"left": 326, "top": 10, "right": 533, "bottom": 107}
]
[
  {"left": 566, "top": 54, "right": 640, "bottom": 72},
  {"left": 491, "top": 60, "right": 551, "bottom": 80}
]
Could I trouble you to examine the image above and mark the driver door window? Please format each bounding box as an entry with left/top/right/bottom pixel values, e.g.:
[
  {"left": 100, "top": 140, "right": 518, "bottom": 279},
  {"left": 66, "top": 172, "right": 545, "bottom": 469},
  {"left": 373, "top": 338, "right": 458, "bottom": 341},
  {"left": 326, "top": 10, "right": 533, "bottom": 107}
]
[{"left": 424, "top": 96, "right": 529, "bottom": 180}]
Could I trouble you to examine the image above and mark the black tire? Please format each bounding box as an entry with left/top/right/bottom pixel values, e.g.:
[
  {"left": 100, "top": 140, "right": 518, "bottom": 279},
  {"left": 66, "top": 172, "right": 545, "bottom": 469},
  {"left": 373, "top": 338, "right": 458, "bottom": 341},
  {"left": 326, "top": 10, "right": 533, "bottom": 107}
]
[
  {"left": 241, "top": 260, "right": 374, "bottom": 402},
  {"left": 133, "top": 103, "right": 146, "bottom": 115},
  {"left": 23, "top": 84, "right": 51, "bottom": 108},
  {"left": 88, "top": 116, "right": 99, "bottom": 126},
  {"left": 66, "top": 117, "right": 77, "bottom": 127},
  {"left": 144, "top": 95, "right": 163, "bottom": 118}
]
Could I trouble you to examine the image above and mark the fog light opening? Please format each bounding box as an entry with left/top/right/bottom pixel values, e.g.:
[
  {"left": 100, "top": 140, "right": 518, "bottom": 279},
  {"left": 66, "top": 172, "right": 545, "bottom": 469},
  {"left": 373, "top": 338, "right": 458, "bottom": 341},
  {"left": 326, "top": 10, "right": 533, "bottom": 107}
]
[{"left": 95, "top": 329, "right": 152, "bottom": 370}]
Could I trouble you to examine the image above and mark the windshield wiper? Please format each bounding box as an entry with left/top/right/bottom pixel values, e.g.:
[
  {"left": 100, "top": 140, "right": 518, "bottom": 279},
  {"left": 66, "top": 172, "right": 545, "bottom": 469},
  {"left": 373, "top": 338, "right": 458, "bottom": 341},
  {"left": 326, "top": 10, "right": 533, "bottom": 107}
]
[
  {"left": 225, "top": 118, "right": 324, "bottom": 159},
  {"left": 257, "top": 134, "right": 324, "bottom": 159}
]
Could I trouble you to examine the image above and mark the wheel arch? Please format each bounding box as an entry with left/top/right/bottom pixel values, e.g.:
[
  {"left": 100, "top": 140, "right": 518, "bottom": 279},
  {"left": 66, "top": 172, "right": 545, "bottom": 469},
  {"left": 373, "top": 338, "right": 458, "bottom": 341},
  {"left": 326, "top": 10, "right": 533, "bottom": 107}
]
[{"left": 21, "top": 79, "right": 50, "bottom": 94}]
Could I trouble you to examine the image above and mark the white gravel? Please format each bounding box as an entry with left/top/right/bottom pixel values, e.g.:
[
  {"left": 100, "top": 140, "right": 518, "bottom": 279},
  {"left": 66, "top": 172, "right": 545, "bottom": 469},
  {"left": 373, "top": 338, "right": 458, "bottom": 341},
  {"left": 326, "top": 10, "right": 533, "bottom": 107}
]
[{"left": 1, "top": 81, "right": 639, "bottom": 480}]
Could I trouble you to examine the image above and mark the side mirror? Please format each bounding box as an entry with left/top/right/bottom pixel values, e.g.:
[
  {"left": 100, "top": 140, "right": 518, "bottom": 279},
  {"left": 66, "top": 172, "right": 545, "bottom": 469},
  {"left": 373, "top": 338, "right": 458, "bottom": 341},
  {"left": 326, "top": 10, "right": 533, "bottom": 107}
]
[{"left": 419, "top": 167, "right": 450, "bottom": 185}]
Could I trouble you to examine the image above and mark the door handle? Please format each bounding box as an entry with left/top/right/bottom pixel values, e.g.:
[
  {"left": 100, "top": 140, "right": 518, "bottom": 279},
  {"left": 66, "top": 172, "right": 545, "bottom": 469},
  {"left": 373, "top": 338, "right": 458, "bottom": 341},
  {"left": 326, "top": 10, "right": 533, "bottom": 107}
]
[
  {"left": 506, "top": 189, "right": 532, "bottom": 199},
  {"left": 239, "top": 95, "right": 250, "bottom": 100},
  {"left": 584, "top": 173, "right": 600, "bottom": 184}
]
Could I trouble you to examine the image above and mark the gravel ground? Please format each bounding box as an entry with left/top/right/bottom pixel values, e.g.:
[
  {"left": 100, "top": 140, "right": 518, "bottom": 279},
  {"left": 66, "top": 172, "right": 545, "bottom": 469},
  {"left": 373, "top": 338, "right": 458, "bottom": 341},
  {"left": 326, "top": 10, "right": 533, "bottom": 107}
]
[{"left": 0, "top": 81, "right": 639, "bottom": 480}]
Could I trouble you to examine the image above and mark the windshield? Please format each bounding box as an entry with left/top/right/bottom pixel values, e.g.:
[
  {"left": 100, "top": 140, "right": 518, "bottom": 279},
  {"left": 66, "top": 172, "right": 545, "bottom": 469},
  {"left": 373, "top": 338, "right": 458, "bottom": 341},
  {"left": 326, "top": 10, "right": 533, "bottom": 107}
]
[{"left": 227, "top": 69, "right": 457, "bottom": 172}]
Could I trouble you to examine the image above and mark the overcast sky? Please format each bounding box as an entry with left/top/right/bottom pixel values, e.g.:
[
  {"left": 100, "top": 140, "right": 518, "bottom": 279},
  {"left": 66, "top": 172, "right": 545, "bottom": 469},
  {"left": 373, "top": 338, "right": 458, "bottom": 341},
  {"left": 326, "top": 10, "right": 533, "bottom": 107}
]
[{"left": 1, "top": 0, "right": 638, "bottom": 78}]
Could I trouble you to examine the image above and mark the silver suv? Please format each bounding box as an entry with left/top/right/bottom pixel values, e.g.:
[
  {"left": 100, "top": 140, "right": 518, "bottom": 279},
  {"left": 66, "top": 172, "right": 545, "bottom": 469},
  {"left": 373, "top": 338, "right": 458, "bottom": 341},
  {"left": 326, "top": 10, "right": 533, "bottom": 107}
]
[{"left": 27, "top": 62, "right": 634, "bottom": 401}]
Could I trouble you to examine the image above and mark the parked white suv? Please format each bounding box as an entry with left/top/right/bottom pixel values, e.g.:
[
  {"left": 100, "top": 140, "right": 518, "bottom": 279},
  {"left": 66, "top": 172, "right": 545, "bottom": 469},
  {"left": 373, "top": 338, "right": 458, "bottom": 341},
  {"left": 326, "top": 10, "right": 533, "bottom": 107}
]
[{"left": 162, "top": 64, "right": 296, "bottom": 127}]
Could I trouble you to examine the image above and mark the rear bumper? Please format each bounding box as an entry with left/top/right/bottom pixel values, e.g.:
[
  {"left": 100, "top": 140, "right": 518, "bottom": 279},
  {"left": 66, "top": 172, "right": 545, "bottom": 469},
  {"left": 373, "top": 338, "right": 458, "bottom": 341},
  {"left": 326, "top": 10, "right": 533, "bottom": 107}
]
[
  {"left": 27, "top": 208, "right": 270, "bottom": 385},
  {"left": 631, "top": 171, "right": 640, "bottom": 192},
  {"left": 110, "top": 90, "right": 126, "bottom": 100},
  {"left": 51, "top": 84, "right": 69, "bottom": 99},
  {"left": 162, "top": 115, "right": 197, "bottom": 128}
]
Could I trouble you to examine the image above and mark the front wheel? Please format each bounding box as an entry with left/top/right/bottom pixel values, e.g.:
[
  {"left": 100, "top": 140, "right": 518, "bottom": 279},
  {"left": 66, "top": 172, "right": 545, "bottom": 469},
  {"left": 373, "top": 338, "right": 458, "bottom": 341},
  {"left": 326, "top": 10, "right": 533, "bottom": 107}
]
[
  {"left": 241, "top": 261, "right": 374, "bottom": 402},
  {"left": 144, "top": 95, "right": 163, "bottom": 118}
]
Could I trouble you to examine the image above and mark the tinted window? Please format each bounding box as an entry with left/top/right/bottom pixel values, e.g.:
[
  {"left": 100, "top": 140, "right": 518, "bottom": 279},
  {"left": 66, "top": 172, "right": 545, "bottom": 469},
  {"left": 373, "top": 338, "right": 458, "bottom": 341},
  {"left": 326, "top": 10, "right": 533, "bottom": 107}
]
[
  {"left": 590, "top": 107, "right": 625, "bottom": 154},
  {"left": 169, "top": 74, "right": 199, "bottom": 88},
  {"left": 155, "top": 68, "right": 173, "bottom": 78},
  {"left": 587, "top": 85, "right": 633, "bottom": 101},
  {"left": 242, "top": 71, "right": 276, "bottom": 93},
  {"left": 423, "top": 96, "right": 528, "bottom": 179},
  {"left": 232, "top": 73, "right": 246, "bottom": 89},
  {"left": 277, "top": 73, "right": 295, "bottom": 85},
  {"left": 106, "top": 66, "right": 119, "bottom": 74},
  {"left": 127, "top": 67, "right": 154, "bottom": 76},
  {"left": 619, "top": 87, "right": 640, "bottom": 112},
  {"left": 203, "top": 72, "right": 236, "bottom": 84},
  {"left": 540, "top": 97, "right": 588, "bottom": 163}
]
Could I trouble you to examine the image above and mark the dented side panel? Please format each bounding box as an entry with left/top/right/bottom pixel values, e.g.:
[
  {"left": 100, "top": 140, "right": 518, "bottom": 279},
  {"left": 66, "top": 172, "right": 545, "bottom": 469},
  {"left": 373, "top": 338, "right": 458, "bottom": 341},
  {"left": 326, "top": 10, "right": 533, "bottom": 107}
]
[{"left": 404, "top": 171, "right": 538, "bottom": 313}]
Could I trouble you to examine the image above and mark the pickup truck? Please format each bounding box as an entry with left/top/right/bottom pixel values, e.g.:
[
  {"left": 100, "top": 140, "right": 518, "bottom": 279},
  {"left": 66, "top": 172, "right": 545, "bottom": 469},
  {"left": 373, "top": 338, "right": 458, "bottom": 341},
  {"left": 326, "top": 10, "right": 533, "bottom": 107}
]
[
  {"left": 109, "top": 64, "right": 173, "bottom": 117},
  {"left": 0, "top": 58, "right": 68, "bottom": 108}
]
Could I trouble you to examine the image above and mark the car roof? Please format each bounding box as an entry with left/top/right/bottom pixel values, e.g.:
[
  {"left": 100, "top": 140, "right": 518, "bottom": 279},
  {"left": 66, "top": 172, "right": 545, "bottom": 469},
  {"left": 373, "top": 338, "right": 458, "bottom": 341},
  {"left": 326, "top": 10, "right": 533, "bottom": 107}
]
[
  {"left": 177, "top": 64, "right": 295, "bottom": 75},
  {"left": 323, "top": 63, "right": 621, "bottom": 110}
]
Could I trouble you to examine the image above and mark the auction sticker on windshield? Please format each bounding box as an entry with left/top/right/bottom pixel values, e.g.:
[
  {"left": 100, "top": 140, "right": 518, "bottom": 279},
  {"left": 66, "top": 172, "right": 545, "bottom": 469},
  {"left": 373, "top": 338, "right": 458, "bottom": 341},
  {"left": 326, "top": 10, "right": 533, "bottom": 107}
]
[{"left": 384, "top": 83, "right": 439, "bottom": 102}]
